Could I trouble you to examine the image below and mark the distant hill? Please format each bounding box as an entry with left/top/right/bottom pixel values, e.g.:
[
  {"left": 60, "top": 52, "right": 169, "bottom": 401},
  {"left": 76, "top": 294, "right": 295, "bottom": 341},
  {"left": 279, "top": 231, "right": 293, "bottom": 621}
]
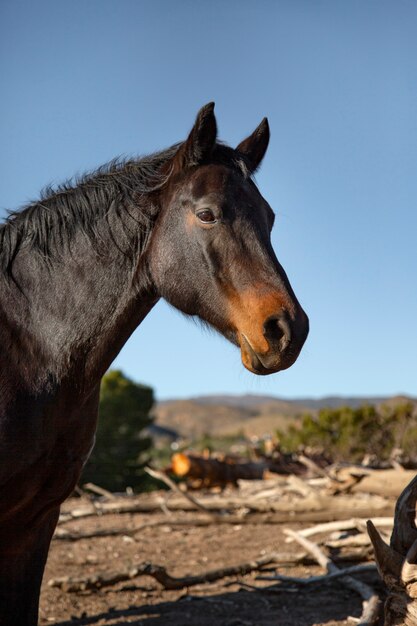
[{"left": 152, "top": 394, "right": 416, "bottom": 440}]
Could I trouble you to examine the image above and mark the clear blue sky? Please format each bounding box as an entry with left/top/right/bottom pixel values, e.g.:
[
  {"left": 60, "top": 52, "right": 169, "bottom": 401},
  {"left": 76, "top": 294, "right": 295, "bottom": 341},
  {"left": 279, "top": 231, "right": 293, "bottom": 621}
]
[{"left": 1, "top": 1, "right": 416, "bottom": 400}]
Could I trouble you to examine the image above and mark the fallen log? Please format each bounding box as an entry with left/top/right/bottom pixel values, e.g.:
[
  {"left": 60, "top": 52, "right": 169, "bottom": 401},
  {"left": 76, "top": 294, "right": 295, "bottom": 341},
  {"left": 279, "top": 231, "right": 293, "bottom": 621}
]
[
  {"left": 353, "top": 469, "right": 417, "bottom": 498},
  {"left": 58, "top": 490, "right": 393, "bottom": 524},
  {"left": 169, "top": 450, "right": 335, "bottom": 487},
  {"left": 169, "top": 452, "right": 267, "bottom": 488}
]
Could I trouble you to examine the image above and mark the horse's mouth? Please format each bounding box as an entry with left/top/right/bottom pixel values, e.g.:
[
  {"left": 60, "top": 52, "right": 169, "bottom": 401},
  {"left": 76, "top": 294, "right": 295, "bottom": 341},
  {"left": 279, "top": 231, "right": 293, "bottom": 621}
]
[{"left": 239, "top": 333, "right": 292, "bottom": 376}]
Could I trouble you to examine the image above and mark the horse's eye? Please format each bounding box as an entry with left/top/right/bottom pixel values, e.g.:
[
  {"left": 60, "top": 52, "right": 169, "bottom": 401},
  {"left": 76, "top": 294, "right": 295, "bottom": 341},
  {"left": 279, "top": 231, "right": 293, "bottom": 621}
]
[{"left": 196, "top": 209, "right": 217, "bottom": 224}]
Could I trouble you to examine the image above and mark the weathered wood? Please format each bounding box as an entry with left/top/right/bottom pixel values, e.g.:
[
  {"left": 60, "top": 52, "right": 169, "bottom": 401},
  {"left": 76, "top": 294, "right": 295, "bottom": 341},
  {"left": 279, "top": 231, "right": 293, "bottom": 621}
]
[
  {"left": 286, "top": 529, "right": 381, "bottom": 625},
  {"left": 257, "top": 564, "right": 377, "bottom": 586},
  {"left": 48, "top": 553, "right": 283, "bottom": 592},
  {"left": 298, "top": 454, "right": 329, "bottom": 478},
  {"left": 144, "top": 466, "right": 223, "bottom": 519},
  {"left": 58, "top": 499, "right": 163, "bottom": 523},
  {"left": 82, "top": 482, "right": 116, "bottom": 500},
  {"left": 368, "top": 473, "right": 417, "bottom": 625},
  {"left": 326, "top": 533, "right": 377, "bottom": 549},
  {"left": 58, "top": 491, "right": 393, "bottom": 525},
  {"left": 285, "top": 517, "right": 393, "bottom": 542},
  {"left": 170, "top": 452, "right": 267, "bottom": 488},
  {"left": 354, "top": 470, "right": 417, "bottom": 498},
  {"left": 327, "top": 469, "right": 369, "bottom": 495}
]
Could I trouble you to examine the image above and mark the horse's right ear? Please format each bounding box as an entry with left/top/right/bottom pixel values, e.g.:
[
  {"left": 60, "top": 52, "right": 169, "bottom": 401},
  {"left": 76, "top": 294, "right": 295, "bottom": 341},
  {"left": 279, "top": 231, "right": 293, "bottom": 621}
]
[
  {"left": 171, "top": 102, "right": 217, "bottom": 173},
  {"left": 236, "top": 118, "right": 270, "bottom": 173}
]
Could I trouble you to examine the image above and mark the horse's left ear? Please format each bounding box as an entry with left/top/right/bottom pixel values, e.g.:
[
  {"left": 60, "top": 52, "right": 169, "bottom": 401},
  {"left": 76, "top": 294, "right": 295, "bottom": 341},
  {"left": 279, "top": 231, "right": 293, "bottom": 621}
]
[
  {"left": 236, "top": 118, "right": 270, "bottom": 173},
  {"left": 171, "top": 102, "right": 217, "bottom": 174}
]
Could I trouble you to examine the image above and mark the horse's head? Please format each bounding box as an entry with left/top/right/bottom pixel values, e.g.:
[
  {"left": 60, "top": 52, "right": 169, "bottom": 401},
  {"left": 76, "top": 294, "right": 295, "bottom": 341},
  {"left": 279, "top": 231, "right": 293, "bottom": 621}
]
[{"left": 147, "top": 103, "right": 308, "bottom": 375}]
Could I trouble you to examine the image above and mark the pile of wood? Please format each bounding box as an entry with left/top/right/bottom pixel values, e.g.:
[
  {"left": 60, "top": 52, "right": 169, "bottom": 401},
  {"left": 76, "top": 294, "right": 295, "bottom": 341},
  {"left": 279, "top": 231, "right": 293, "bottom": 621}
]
[
  {"left": 166, "top": 449, "right": 414, "bottom": 496},
  {"left": 51, "top": 458, "right": 417, "bottom": 625},
  {"left": 57, "top": 465, "right": 416, "bottom": 526},
  {"left": 167, "top": 448, "right": 331, "bottom": 489}
]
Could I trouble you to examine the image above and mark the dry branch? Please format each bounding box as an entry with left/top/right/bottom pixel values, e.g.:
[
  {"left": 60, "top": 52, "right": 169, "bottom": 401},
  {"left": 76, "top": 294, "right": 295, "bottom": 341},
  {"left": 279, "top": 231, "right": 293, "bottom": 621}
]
[
  {"left": 58, "top": 499, "right": 164, "bottom": 523},
  {"left": 82, "top": 482, "right": 116, "bottom": 500},
  {"left": 285, "top": 517, "right": 393, "bottom": 542},
  {"left": 256, "top": 564, "right": 377, "bottom": 586},
  {"left": 298, "top": 454, "right": 329, "bottom": 478},
  {"left": 144, "top": 466, "right": 224, "bottom": 519},
  {"left": 48, "top": 553, "right": 284, "bottom": 592},
  {"left": 54, "top": 526, "right": 136, "bottom": 542},
  {"left": 285, "top": 474, "right": 319, "bottom": 497},
  {"left": 286, "top": 529, "right": 381, "bottom": 625},
  {"left": 326, "top": 533, "right": 376, "bottom": 549}
]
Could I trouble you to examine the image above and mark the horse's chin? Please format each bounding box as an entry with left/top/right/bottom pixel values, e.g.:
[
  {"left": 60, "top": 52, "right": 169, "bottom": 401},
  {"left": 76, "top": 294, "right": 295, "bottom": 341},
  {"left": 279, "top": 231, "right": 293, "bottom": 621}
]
[
  {"left": 239, "top": 333, "right": 288, "bottom": 376},
  {"left": 242, "top": 359, "right": 278, "bottom": 376}
]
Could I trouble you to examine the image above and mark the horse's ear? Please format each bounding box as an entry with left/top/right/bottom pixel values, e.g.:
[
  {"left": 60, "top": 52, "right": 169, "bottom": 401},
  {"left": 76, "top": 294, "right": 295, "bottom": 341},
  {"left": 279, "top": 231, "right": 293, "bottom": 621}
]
[
  {"left": 171, "top": 102, "right": 217, "bottom": 173},
  {"left": 236, "top": 118, "right": 270, "bottom": 173}
]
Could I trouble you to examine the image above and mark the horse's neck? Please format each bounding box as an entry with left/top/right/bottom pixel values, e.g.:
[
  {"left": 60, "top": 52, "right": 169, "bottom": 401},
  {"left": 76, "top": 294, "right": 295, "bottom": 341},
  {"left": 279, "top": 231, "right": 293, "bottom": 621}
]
[{"left": 0, "top": 207, "right": 158, "bottom": 394}]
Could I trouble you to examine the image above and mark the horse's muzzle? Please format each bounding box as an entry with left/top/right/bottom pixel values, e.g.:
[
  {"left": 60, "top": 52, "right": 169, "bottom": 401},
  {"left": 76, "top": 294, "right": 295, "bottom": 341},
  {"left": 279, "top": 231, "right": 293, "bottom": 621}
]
[{"left": 239, "top": 310, "right": 309, "bottom": 375}]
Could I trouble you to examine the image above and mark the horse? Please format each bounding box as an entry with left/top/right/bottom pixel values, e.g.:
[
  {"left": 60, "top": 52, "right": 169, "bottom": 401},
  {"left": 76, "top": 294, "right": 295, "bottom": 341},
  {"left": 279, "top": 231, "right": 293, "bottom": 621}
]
[{"left": 0, "top": 102, "right": 308, "bottom": 625}]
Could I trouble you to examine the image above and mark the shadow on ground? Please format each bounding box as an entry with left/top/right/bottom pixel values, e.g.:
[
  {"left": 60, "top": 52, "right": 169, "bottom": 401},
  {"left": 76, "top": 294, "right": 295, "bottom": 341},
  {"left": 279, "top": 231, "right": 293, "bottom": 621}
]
[{"left": 51, "top": 586, "right": 370, "bottom": 626}]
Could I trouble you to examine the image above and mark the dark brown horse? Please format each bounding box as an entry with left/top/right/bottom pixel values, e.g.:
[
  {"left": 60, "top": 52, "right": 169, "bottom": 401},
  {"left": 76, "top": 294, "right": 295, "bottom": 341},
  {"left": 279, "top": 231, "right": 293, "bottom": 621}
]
[{"left": 0, "top": 103, "right": 308, "bottom": 625}]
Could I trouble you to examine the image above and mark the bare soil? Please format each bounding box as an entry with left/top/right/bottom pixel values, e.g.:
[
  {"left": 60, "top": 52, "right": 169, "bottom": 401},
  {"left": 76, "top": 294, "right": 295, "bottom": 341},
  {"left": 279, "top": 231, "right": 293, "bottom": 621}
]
[{"left": 40, "top": 497, "right": 383, "bottom": 626}]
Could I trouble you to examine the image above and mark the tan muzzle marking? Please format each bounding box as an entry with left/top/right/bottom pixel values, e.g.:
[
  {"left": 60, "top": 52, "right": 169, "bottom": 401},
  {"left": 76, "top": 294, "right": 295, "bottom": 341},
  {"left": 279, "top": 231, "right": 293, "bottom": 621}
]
[{"left": 226, "top": 285, "right": 292, "bottom": 355}]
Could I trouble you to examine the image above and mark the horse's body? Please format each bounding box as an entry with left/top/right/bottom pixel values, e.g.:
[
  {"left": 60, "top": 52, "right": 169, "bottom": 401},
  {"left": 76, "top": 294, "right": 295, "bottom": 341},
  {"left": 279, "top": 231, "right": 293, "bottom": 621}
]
[{"left": 0, "top": 103, "right": 308, "bottom": 625}]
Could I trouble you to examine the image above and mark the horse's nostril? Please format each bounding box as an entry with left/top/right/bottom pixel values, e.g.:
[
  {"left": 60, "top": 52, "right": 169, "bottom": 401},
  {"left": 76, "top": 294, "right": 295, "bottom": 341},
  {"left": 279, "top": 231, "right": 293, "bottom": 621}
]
[{"left": 263, "top": 314, "right": 291, "bottom": 352}]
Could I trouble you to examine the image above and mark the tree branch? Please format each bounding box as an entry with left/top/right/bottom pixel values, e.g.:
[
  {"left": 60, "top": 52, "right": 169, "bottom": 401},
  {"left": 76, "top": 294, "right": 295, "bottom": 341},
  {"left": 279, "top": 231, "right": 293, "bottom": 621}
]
[
  {"left": 285, "top": 529, "right": 380, "bottom": 625},
  {"left": 48, "top": 553, "right": 284, "bottom": 593}
]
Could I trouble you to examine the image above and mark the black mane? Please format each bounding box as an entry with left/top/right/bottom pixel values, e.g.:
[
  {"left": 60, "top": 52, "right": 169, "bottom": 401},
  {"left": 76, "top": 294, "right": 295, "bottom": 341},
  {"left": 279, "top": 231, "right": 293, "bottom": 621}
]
[{"left": 0, "top": 142, "right": 249, "bottom": 277}]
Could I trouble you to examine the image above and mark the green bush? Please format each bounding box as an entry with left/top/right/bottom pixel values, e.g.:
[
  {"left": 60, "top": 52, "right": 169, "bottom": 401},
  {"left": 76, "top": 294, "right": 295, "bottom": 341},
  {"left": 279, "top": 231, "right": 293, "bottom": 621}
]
[
  {"left": 278, "top": 402, "right": 416, "bottom": 462},
  {"left": 81, "top": 370, "right": 154, "bottom": 492}
]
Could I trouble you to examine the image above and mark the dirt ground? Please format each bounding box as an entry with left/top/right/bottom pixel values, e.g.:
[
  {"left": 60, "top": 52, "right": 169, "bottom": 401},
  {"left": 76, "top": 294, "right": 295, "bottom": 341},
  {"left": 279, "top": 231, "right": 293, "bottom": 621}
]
[{"left": 40, "top": 496, "right": 384, "bottom": 626}]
